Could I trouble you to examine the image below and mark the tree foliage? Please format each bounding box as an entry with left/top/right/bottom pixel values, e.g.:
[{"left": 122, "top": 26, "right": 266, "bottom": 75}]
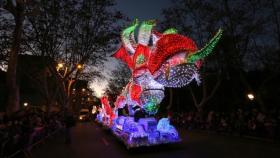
[
  {"left": 160, "top": 0, "right": 280, "bottom": 110},
  {"left": 104, "top": 63, "right": 131, "bottom": 102},
  {"left": 0, "top": 9, "right": 13, "bottom": 70},
  {"left": 24, "top": 0, "right": 124, "bottom": 108},
  {"left": 0, "top": 0, "right": 125, "bottom": 112}
]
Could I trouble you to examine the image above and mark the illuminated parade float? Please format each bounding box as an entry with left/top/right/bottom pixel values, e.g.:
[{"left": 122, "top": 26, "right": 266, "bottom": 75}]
[{"left": 96, "top": 19, "right": 222, "bottom": 148}]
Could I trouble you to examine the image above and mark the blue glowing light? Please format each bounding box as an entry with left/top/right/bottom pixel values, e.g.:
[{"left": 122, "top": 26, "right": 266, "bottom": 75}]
[
  {"left": 157, "top": 118, "right": 179, "bottom": 138},
  {"left": 109, "top": 116, "right": 180, "bottom": 148}
]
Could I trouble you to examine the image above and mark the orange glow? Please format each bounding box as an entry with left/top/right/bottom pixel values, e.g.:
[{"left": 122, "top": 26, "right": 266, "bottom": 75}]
[
  {"left": 57, "top": 63, "right": 63, "bottom": 68},
  {"left": 77, "top": 64, "right": 83, "bottom": 69}
]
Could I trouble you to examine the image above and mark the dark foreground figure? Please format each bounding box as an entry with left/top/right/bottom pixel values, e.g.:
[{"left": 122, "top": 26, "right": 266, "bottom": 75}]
[{"left": 64, "top": 111, "right": 76, "bottom": 144}]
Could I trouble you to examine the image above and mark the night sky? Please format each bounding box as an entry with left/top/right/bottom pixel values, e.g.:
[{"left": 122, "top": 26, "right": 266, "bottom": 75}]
[{"left": 115, "top": 0, "right": 171, "bottom": 20}]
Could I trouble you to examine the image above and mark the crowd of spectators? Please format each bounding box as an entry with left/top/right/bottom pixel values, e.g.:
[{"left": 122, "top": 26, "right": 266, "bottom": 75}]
[
  {"left": 170, "top": 108, "right": 280, "bottom": 140},
  {"left": 0, "top": 109, "right": 65, "bottom": 157}
]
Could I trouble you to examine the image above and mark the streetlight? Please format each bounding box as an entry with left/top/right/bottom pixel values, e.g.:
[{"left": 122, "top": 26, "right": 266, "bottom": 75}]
[
  {"left": 77, "top": 64, "right": 83, "bottom": 69},
  {"left": 56, "top": 63, "right": 64, "bottom": 72},
  {"left": 247, "top": 93, "right": 255, "bottom": 101},
  {"left": 57, "top": 63, "right": 63, "bottom": 68},
  {"left": 23, "top": 102, "right": 28, "bottom": 107}
]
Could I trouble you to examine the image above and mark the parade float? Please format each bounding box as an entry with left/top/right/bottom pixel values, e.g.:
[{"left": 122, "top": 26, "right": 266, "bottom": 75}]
[{"left": 96, "top": 19, "right": 222, "bottom": 148}]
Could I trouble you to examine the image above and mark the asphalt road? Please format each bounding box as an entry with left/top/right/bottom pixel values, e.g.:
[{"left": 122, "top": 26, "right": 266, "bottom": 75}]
[{"left": 32, "top": 122, "right": 280, "bottom": 158}]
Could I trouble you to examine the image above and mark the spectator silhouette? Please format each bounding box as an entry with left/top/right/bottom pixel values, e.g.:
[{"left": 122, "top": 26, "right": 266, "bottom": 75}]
[{"left": 64, "top": 110, "right": 76, "bottom": 144}]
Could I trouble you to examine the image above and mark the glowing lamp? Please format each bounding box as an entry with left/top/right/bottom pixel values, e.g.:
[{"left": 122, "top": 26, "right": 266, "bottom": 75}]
[
  {"left": 77, "top": 64, "right": 83, "bottom": 69},
  {"left": 247, "top": 93, "right": 254, "bottom": 100},
  {"left": 57, "top": 63, "right": 63, "bottom": 68},
  {"left": 23, "top": 102, "right": 28, "bottom": 107}
]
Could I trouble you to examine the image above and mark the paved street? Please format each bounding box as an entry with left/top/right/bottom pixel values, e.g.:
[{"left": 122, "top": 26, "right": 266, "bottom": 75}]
[{"left": 32, "top": 122, "right": 280, "bottom": 158}]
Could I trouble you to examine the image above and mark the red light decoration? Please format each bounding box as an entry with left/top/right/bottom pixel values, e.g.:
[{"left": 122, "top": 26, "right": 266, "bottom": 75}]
[
  {"left": 152, "top": 30, "right": 163, "bottom": 38},
  {"left": 130, "top": 84, "right": 142, "bottom": 104},
  {"left": 133, "top": 44, "right": 150, "bottom": 70},
  {"left": 113, "top": 46, "right": 133, "bottom": 69},
  {"left": 195, "top": 60, "right": 203, "bottom": 68},
  {"left": 101, "top": 96, "right": 115, "bottom": 125},
  {"left": 148, "top": 34, "right": 198, "bottom": 74},
  {"left": 114, "top": 95, "right": 126, "bottom": 108}
]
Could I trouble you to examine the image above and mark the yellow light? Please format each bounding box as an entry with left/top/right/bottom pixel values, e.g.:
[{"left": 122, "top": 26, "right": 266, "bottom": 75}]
[
  {"left": 92, "top": 106, "right": 97, "bottom": 114},
  {"left": 92, "top": 109, "right": 96, "bottom": 114},
  {"left": 77, "top": 64, "right": 83, "bottom": 69},
  {"left": 57, "top": 63, "right": 63, "bottom": 68},
  {"left": 79, "top": 116, "right": 83, "bottom": 120},
  {"left": 247, "top": 93, "right": 254, "bottom": 100},
  {"left": 23, "top": 102, "right": 28, "bottom": 107}
]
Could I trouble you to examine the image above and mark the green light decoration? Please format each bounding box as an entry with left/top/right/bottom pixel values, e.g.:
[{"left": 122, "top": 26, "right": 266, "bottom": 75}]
[
  {"left": 187, "top": 29, "right": 223, "bottom": 63},
  {"left": 163, "top": 28, "right": 178, "bottom": 34},
  {"left": 122, "top": 19, "right": 138, "bottom": 39},
  {"left": 121, "top": 19, "right": 139, "bottom": 53},
  {"left": 143, "top": 97, "right": 159, "bottom": 115},
  {"left": 138, "top": 20, "right": 156, "bottom": 45},
  {"left": 136, "top": 54, "right": 145, "bottom": 65}
]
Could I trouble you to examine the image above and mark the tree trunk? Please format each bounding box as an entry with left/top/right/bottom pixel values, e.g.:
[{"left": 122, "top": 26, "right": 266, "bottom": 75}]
[
  {"left": 189, "top": 72, "right": 222, "bottom": 110},
  {"left": 43, "top": 67, "right": 51, "bottom": 113},
  {"left": 6, "top": 4, "right": 24, "bottom": 117}
]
